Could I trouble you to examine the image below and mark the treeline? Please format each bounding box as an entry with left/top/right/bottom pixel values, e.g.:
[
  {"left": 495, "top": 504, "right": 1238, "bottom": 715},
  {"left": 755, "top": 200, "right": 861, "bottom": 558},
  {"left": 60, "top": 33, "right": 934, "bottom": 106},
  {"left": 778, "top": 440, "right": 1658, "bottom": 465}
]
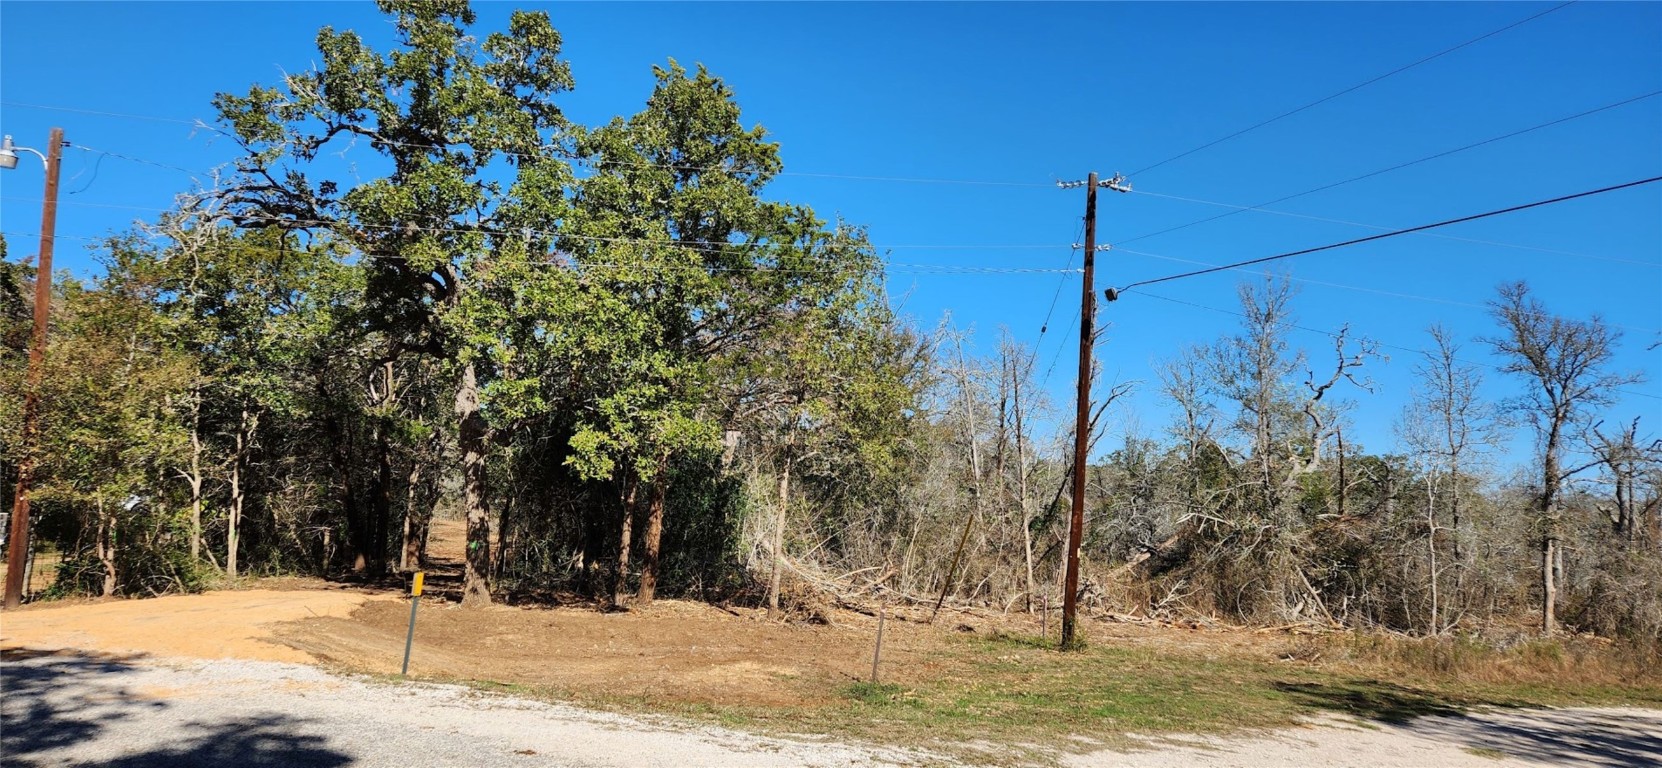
[{"left": 2, "top": 2, "right": 1657, "bottom": 644}]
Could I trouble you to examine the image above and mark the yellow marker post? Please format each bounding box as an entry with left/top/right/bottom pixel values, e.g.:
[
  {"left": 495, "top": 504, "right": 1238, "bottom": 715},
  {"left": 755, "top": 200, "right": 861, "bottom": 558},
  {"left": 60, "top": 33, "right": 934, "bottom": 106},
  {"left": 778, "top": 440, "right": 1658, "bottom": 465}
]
[{"left": 401, "top": 571, "right": 424, "bottom": 676}]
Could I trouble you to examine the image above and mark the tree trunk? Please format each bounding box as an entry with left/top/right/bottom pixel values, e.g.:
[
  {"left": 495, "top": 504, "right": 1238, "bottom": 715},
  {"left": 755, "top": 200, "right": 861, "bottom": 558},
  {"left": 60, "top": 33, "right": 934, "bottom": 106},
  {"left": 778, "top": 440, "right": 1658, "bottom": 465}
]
[
  {"left": 455, "top": 363, "right": 492, "bottom": 607},
  {"left": 493, "top": 489, "right": 512, "bottom": 581},
  {"left": 1426, "top": 489, "right": 1439, "bottom": 636},
  {"left": 613, "top": 472, "right": 638, "bottom": 609},
  {"left": 934, "top": 337, "right": 983, "bottom": 619},
  {"left": 370, "top": 421, "right": 393, "bottom": 576},
  {"left": 1012, "top": 363, "right": 1035, "bottom": 613},
  {"left": 228, "top": 407, "right": 248, "bottom": 579},
  {"left": 373, "top": 360, "right": 396, "bottom": 575},
  {"left": 319, "top": 373, "right": 363, "bottom": 574},
  {"left": 188, "top": 392, "right": 203, "bottom": 563},
  {"left": 582, "top": 500, "right": 603, "bottom": 596},
  {"left": 1542, "top": 536, "right": 1557, "bottom": 638},
  {"left": 637, "top": 461, "right": 668, "bottom": 604},
  {"left": 98, "top": 494, "right": 116, "bottom": 598},
  {"left": 767, "top": 453, "right": 792, "bottom": 618},
  {"left": 399, "top": 456, "right": 424, "bottom": 572},
  {"left": 1541, "top": 421, "right": 1562, "bottom": 637}
]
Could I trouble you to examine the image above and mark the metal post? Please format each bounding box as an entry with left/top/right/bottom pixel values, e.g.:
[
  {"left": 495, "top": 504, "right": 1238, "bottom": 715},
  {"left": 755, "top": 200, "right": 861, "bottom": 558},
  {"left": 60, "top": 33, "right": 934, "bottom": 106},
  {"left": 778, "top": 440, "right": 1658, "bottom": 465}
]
[
  {"left": 871, "top": 603, "right": 888, "bottom": 683},
  {"left": 402, "top": 571, "right": 424, "bottom": 676},
  {"left": 1061, "top": 172, "right": 1098, "bottom": 651},
  {"left": 5, "top": 128, "right": 63, "bottom": 610}
]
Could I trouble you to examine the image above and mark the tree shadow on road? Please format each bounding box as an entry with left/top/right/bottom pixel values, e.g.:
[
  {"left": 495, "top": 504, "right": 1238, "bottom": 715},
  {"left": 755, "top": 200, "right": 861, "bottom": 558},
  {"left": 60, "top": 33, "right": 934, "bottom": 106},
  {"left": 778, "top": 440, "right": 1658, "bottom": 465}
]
[
  {"left": 98, "top": 714, "right": 352, "bottom": 768},
  {"left": 1274, "top": 678, "right": 1662, "bottom": 767},
  {"left": 1272, "top": 679, "right": 1492, "bottom": 723},
  {"left": 1409, "top": 706, "right": 1662, "bottom": 768},
  {"left": 2, "top": 647, "right": 162, "bottom": 758},
  {"left": 2, "top": 647, "right": 351, "bottom": 767}
]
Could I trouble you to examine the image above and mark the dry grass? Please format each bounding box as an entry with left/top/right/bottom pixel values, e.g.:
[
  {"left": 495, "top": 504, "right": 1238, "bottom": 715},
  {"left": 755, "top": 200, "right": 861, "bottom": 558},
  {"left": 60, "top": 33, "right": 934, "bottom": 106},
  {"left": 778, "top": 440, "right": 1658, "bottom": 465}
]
[{"left": 269, "top": 598, "right": 1662, "bottom": 765}]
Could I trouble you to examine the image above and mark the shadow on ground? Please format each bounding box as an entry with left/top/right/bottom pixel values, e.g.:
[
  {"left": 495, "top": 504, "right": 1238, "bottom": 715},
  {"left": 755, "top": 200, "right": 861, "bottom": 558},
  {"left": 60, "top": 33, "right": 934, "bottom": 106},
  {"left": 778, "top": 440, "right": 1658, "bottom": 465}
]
[
  {"left": 1411, "top": 706, "right": 1662, "bottom": 768},
  {"left": 1, "top": 647, "right": 352, "bottom": 767},
  {"left": 1273, "top": 680, "right": 1488, "bottom": 723},
  {"left": 1276, "top": 678, "right": 1662, "bottom": 767}
]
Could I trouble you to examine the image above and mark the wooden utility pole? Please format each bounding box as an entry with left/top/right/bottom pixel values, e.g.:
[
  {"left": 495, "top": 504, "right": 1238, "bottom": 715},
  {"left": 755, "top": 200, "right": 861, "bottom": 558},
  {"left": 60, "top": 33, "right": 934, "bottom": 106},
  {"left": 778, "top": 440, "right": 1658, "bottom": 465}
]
[
  {"left": 4, "top": 128, "right": 64, "bottom": 610},
  {"left": 1058, "top": 171, "right": 1129, "bottom": 649}
]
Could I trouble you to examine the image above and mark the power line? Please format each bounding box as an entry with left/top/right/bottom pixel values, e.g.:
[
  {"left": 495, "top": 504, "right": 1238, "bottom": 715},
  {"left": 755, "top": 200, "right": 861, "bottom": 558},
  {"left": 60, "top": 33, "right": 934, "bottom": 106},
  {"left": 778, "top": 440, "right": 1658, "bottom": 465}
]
[
  {"left": 0, "top": 198, "right": 1073, "bottom": 253},
  {"left": 1117, "top": 176, "right": 1662, "bottom": 292},
  {"left": 1117, "top": 246, "right": 1662, "bottom": 335},
  {"left": 1034, "top": 210, "right": 1095, "bottom": 396},
  {"left": 70, "top": 145, "right": 210, "bottom": 178},
  {"left": 0, "top": 102, "right": 213, "bottom": 127},
  {"left": 1130, "top": 188, "right": 1662, "bottom": 269},
  {"left": 1117, "top": 90, "right": 1662, "bottom": 247},
  {"left": 1038, "top": 304, "right": 1081, "bottom": 393},
  {"left": 1127, "top": 1, "right": 1577, "bottom": 178},
  {"left": 1126, "top": 288, "right": 1662, "bottom": 402},
  {"left": 1037, "top": 219, "right": 1086, "bottom": 336},
  {"left": 0, "top": 100, "right": 1052, "bottom": 188}
]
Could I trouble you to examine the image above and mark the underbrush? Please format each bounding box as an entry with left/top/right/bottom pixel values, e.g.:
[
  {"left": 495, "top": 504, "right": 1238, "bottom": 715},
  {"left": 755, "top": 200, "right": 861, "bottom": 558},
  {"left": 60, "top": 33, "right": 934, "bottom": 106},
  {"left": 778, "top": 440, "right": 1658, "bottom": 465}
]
[{"left": 1306, "top": 631, "right": 1662, "bottom": 691}]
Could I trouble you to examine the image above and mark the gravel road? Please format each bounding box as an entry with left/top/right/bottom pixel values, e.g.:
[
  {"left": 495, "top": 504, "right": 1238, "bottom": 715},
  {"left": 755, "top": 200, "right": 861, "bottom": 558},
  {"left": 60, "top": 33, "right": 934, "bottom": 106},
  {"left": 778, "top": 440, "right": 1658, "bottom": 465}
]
[
  {"left": 6, "top": 648, "right": 1661, "bottom": 767},
  {"left": 2, "top": 649, "right": 927, "bottom": 767}
]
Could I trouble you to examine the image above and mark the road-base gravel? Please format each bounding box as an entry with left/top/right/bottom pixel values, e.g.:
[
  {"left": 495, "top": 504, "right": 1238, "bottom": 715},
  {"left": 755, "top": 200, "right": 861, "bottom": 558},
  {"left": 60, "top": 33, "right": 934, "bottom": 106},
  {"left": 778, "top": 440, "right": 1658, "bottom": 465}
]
[{"left": 3, "top": 649, "right": 930, "bottom": 767}]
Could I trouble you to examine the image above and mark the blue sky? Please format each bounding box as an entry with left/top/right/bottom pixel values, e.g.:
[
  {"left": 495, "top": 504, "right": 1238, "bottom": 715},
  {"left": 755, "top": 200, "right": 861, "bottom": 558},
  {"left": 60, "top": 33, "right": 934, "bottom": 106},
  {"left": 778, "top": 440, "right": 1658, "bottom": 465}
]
[{"left": 2, "top": 1, "right": 1659, "bottom": 467}]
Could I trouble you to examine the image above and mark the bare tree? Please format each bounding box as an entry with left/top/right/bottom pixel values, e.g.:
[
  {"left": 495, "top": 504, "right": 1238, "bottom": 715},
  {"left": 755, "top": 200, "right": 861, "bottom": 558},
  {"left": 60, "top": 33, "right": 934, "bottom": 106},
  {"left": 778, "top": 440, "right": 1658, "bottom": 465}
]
[
  {"left": 1588, "top": 418, "right": 1662, "bottom": 543},
  {"left": 1483, "top": 281, "right": 1641, "bottom": 636},
  {"left": 1399, "top": 324, "right": 1501, "bottom": 634}
]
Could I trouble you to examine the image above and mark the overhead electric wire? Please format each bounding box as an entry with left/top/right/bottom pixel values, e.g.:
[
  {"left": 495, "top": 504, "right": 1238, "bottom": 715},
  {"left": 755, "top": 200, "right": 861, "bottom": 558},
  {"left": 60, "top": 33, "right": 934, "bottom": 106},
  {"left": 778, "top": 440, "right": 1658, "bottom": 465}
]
[
  {"left": 1125, "top": 2, "right": 1577, "bottom": 178},
  {"left": 1116, "top": 175, "right": 1662, "bottom": 292},
  {"left": 1130, "top": 188, "right": 1662, "bottom": 268},
  {"left": 1038, "top": 304, "right": 1082, "bottom": 393},
  {"left": 0, "top": 100, "right": 1051, "bottom": 188},
  {"left": 0, "top": 102, "right": 217, "bottom": 127},
  {"left": 1030, "top": 220, "right": 1089, "bottom": 393},
  {"left": 1037, "top": 219, "right": 1087, "bottom": 336},
  {"left": 0, "top": 196, "right": 1074, "bottom": 255},
  {"left": 1127, "top": 289, "right": 1662, "bottom": 402},
  {"left": 1117, "top": 90, "right": 1662, "bottom": 247},
  {"left": 70, "top": 145, "right": 210, "bottom": 178},
  {"left": 1117, "top": 246, "right": 1662, "bottom": 335}
]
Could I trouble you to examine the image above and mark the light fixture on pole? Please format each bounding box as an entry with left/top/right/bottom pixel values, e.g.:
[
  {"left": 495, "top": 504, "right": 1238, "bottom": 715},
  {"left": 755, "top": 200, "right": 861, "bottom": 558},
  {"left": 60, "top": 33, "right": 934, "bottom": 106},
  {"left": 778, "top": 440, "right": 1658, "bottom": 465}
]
[
  {"left": 3, "top": 128, "right": 64, "bottom": 610},
  {"left": 0, "top": 135, "right": 26, "bottom": 170}
]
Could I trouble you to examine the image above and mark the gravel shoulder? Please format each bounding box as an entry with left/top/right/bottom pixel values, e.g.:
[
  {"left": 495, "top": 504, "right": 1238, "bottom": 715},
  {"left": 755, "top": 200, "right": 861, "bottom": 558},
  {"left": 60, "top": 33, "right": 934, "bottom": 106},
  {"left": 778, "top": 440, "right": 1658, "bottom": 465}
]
[
  {"left": 1069, "top": 707, "right": 1662, "bottom": 768},
  {"left": 2, "top": 648, "right": 930, "bottom": 767}
]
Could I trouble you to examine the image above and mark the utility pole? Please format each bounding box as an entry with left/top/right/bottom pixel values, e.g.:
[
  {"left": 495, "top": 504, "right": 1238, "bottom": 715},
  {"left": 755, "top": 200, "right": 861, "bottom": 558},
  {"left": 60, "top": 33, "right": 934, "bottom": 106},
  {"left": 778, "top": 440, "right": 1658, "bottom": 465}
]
[
  {"left": 1057, "top": 170, "right": 1129, "bottom": 650},
  {"left": 3, "top": 128, "right": 64, "bottom": 610}
]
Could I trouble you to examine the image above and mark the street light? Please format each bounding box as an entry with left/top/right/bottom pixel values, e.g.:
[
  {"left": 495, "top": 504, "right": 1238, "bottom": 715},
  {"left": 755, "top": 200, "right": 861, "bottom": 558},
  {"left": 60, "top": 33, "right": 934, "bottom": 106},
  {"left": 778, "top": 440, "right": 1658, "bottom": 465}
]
[
  {"left": 3, "top": 128, "right": 64, "bottom": 609},
  {"left": 0, "top": 136, "right": 25, "bottom": 170}
]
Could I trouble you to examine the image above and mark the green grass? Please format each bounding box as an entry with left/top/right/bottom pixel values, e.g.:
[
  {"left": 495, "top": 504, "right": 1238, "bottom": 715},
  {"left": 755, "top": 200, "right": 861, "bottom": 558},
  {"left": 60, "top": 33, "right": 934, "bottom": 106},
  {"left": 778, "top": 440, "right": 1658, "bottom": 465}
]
[
  {"left": 844, "top": 681, "right": 907, "bottom": 704},
  {"left": 422, "top": 631, "right": 1661, "bottom": 766}
]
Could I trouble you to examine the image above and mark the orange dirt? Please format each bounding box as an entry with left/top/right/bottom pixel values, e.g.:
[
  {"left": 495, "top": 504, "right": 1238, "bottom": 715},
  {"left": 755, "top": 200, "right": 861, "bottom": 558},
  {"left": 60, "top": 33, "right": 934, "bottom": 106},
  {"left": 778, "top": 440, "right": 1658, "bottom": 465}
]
[
  {"left": 1, "top": 515, "right": 1281, "bottom": 712},
  {"left": 274, "top": 596, "right": 974, "bottom": 707},
  {"left": 1, "top": 588, "right": 388, "bottom": 663}
]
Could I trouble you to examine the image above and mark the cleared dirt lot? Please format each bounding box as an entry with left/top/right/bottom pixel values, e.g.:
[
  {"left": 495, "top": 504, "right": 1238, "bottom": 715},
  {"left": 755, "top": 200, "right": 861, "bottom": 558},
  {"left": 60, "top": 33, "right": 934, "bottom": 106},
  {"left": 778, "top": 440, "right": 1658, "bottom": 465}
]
[
  {"left": 4, "top": 583, "right": 1661, "bottom": 767},
  {"left": 0, "top": 587, "right": 382, "bottom": 663},
  {"left": 4, "top": 518, "right": 1659, "bottom": 766}
]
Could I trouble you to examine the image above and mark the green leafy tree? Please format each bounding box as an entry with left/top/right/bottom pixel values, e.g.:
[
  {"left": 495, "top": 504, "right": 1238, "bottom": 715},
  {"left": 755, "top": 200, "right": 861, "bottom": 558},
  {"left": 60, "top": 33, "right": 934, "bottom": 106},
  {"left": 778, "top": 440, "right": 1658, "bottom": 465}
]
[
  {"left": 33, "top": 244, "right": 195, "bottom": 597},
  {"left": 212, "top": 0, "right": 577, "bottom": 604},
  {"left": 556, "top": 61, "right": 889, "bottom": 605}
]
